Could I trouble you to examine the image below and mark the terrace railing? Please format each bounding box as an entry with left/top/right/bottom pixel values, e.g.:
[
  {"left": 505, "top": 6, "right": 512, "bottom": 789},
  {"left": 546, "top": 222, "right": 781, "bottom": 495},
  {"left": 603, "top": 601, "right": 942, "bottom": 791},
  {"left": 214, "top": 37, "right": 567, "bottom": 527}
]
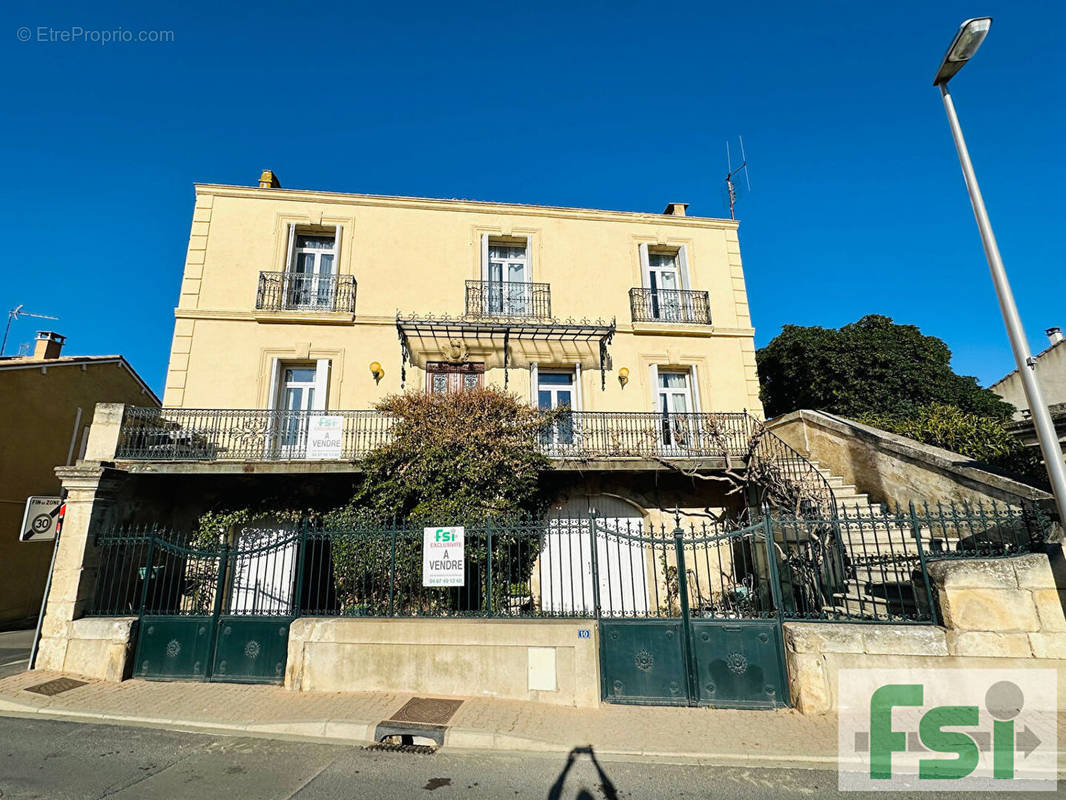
[{"left": 115, "top": 406, "right": 755, "bottom": 463}]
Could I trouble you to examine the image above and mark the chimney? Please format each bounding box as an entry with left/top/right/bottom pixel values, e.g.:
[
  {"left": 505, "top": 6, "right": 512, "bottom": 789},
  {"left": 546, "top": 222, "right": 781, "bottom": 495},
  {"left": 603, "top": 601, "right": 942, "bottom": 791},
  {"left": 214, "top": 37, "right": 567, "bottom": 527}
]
[
  {"left": 662, "top": 202, "right": 689, "bottom": 217},
  {"left": 258, "top": 169, "right": 282, "bottom": 189},
  {"left": 1047, "top": 327, "right": 1063, "bottom": 345},
  {"left": 33, "top": 331, "right": 66, "bottom": 360}
]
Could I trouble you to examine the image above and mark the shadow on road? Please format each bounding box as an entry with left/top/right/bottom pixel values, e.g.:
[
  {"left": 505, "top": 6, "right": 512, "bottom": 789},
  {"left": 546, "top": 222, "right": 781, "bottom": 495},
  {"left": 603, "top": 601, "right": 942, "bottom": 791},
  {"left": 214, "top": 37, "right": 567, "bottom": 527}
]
[{"left": 548, "top": 746, "right": 619, "bottom": 800}]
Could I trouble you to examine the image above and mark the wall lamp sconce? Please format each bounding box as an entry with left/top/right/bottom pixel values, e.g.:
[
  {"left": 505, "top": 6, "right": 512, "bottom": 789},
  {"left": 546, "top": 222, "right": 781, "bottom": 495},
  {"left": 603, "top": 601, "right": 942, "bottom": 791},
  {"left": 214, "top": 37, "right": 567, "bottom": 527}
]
[
  {"left": 618, "top": 367, "right": 630, "bottom": 387},
  {"left": 369, "top": 361, "right": 384, "bottom": 383}
]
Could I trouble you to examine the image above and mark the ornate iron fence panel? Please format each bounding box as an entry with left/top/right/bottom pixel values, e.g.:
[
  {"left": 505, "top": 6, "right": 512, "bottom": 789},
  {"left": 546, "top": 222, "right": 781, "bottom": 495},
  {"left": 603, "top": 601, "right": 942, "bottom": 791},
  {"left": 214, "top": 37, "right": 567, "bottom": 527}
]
[
  {"left": 465, "top": 280, "right": 551, "bottom": 319},
  {"left": 629, "top": 288, "right": 712, "bottom": 325},
  {"left": 94, "top": 526, "right": 302, "bottom": 684},
  {"left": 598, "top": 517, "right": 790, "bottom": 708},
  {"left": 256, "top": 271, "right": 356, "bottom": 313}
]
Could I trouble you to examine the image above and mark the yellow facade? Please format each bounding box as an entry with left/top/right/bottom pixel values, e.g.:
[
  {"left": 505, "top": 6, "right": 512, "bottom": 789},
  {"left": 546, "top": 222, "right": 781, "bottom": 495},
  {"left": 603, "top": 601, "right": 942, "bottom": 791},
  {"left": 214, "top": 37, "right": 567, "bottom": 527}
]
[{"left": 163, "top": 181, "right": 763, "bottom": 417}]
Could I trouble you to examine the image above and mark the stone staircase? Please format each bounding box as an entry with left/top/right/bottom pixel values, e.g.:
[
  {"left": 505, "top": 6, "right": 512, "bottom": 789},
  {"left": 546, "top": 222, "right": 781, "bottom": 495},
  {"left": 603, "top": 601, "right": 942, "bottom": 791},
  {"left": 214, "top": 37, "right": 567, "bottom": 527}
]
[{"left": 802, "top": 461, "right": 928, "bottom": 619}]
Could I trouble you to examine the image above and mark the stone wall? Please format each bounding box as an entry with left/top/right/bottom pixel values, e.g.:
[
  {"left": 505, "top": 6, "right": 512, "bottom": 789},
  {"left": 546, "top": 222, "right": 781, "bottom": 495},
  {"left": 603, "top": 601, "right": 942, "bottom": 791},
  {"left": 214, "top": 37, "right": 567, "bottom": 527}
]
[
  {"left": 286, "top": 618, "right": 600, "bottom": 708},
  {"left": 785, "top": 552, "right": 1066, "bottom": 714},
  {"left": 767, "top": 409, "right": 1052, "bottom": 510},
  {"left": 38, "top": 617, "right": 137, "bottom": 682}
]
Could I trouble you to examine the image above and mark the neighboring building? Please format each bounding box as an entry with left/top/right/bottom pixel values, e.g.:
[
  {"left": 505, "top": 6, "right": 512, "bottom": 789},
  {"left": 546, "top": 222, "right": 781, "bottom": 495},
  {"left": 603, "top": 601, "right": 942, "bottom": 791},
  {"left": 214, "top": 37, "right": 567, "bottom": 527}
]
[
  {"left": 990, "top": 327, "right": 1066, "bottom": 419},
  {"left": 0, "top": 332, "right": 159, "bottom": 628},
  {"left": 991, "top": 327, "right": 1066, "bottom": 462}
]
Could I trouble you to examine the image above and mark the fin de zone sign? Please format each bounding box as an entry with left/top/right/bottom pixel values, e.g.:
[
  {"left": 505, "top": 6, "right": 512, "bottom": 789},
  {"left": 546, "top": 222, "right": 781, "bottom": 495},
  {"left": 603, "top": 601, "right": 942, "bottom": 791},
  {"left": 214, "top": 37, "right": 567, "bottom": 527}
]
[{"left": 423, "top": 527, "right": 465, "bottom": 587}]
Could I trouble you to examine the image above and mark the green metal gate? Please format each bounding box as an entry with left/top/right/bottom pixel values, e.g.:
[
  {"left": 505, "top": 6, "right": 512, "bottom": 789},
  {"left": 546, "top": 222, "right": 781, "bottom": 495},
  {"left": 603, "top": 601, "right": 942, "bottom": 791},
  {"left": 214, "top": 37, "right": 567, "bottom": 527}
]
[
  {"left": 132, "top": 528, "right": 301, "bottom": 683},
  {"left": 598, "top": 516, "right": 790, "bottom": 709}
]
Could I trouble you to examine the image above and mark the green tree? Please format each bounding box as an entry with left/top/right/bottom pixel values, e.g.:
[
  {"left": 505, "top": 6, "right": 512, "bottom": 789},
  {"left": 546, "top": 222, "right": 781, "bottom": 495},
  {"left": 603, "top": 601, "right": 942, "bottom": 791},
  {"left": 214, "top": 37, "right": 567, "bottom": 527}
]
[{"left": 756, "top": 315, "right": 1012, "bottom": 420}]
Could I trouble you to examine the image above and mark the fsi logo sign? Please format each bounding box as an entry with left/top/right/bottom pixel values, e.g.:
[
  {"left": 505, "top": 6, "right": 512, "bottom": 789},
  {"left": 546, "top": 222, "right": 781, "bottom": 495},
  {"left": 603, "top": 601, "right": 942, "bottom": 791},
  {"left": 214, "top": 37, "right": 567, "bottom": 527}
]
[
  {"left": 838, "top": 669, "right": 1057, "bottom": 792},
  {"left": 422, "top": 526, "right": 464, "bottom": 587}
]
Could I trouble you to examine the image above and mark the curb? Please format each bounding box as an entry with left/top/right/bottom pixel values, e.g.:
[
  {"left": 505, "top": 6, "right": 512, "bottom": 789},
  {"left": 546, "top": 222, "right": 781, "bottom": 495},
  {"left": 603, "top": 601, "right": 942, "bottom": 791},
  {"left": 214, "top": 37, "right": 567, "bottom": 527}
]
[{"left": 0, "top": 695, "right": 849, "bottom": 766}]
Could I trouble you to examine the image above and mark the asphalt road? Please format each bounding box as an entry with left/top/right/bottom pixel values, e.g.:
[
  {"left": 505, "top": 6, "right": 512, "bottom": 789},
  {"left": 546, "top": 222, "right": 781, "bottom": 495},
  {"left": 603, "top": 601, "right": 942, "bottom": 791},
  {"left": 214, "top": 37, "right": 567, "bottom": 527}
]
[
  {"left": 0, "top": 629, "right": 33, "bottom": 679},
  {"left": 0, "top": 715, "right": 1055, "bottom": 800}
]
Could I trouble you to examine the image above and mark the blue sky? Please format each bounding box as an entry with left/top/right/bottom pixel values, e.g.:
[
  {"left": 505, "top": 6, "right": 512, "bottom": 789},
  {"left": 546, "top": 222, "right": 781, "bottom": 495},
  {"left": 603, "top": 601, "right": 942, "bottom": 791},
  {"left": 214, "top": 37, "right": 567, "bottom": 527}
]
[{"left": 3, "top": 1, "right": 1063, "bottom": 397}]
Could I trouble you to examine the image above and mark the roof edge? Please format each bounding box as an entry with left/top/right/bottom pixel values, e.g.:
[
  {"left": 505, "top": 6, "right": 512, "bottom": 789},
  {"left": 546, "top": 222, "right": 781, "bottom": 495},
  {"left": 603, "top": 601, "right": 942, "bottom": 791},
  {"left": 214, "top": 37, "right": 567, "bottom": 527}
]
[{"left": 192, "top": 183, "right": 740, "bottom": 229}]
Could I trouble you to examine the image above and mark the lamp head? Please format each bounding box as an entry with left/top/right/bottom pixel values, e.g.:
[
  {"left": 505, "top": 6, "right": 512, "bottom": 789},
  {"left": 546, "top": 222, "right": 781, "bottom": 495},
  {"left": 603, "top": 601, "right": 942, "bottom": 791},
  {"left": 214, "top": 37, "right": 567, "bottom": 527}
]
[
  {"left": 934, "top": 17, "right": 992, "bottom": 85},
  {"left": 618, "top": 367, "right": 630, "bottom": 387},
  {"left": 369, "top": 361, "right": 384, "bottom": 383}
]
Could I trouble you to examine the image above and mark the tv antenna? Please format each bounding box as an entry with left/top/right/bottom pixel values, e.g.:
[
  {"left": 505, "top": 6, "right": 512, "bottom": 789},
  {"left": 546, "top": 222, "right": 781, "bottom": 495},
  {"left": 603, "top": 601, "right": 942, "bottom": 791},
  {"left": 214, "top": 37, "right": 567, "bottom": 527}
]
[
  {"left": 725, "top": 136, "right": 751, "bottom": 220},
  {"left": 2, "top": 305, "right": 59, "bottom": 356}
]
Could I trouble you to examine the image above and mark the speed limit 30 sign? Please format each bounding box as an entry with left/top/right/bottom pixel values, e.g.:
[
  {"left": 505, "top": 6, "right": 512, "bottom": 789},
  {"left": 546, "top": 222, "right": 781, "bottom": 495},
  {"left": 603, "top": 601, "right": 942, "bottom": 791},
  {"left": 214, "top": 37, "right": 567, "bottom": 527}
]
[{"left": 20, "top": 496, "right": 63, "bottom": 542}]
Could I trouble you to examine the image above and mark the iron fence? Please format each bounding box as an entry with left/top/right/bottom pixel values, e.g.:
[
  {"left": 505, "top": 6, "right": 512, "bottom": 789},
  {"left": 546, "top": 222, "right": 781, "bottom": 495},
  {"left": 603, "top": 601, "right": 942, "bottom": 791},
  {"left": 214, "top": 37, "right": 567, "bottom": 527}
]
[
  {"left": 629, "top": 288, "right": 712, "bottom": 325},
  {"left": 88, "top": 501, "right": 1050, "bottom": 624},
  {"left": 465, "top": 280, "right": 552, "bottom": 319},
  {"left": 256, "top": 271, "right": 356, "bottom": 313}
]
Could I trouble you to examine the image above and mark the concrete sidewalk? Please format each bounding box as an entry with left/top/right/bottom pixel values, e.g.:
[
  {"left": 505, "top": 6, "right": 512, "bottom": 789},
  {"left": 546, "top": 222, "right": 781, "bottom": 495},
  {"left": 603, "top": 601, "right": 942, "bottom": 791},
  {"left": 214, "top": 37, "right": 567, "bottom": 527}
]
[{"left": 0, "top": 669, "right": 841, "bottom": 765}]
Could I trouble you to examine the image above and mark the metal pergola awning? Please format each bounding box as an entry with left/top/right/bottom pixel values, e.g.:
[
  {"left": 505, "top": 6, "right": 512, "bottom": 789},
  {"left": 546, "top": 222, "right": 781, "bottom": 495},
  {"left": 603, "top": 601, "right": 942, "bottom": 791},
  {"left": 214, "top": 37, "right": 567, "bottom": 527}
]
[{"left": 396, "top": 313, "right": 616, "bottom": 389}]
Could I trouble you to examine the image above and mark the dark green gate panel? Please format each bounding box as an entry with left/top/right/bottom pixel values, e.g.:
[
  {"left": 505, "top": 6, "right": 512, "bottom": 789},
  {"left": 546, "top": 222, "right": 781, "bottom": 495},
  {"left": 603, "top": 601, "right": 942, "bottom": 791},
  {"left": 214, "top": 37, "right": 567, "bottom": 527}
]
[
  {"left": 135, "top": 616, "right": 213, "bottom": 680},
  {"left": 689, "top": 620, "right": 788, "bottom": 709},
  {"left": 211, "top": 617, "right": 292, "bottom": 684},
  {"left": 600, "top": 620, "right": 688, "bottom": 706}
]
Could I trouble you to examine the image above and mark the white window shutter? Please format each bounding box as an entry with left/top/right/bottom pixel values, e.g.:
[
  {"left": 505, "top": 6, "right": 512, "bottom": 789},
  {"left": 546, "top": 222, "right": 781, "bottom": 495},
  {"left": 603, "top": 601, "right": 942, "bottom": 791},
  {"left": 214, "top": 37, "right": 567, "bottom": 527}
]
[
  {"left": 481, "top": 233, "right": 490, "bottom": 281},
  {"left": 267, "top": 357, "right": 282, "bottom": 410},
  {"left": 688, "top": 364, "right": 703, "bottom": 413},
  {"left": 677, "top": 244, "right": 691, "bottom": 289},
  {"left": 524, "top": 234, "right": 532, "bottom": 279},
  {"left": 529, "top": 361, "right": 539, "bottom": 406},
  {"left": 574, "top": 363, "right": 583, "bottom": 411},
  {"left": 639, "top": 243, "right": 651, "bottom": 289},
  {"left": 648, "top": 364, "right": 659, "bottom": 412},
  {"left": 285, "top": 223, "right": 297, "bottom": 271},
  {"left": 313, "top": 359, "right": 330, "bottom": 410},
  {"left": 333, "top": 224, "right": 342, "bottom": 275}
]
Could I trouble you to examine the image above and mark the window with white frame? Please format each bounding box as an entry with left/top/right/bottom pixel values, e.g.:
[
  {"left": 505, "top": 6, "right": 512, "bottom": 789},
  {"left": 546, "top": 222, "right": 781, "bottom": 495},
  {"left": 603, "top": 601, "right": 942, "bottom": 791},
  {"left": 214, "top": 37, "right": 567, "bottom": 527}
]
[
  {"left": 285, "top": 228, "right": 338, "bottom": 310},
  {"left": 537, "top": 369, "right": 577, "bottom": 447},
  {"left": 657, "top": 369, "right": 695, "bottom": 448},
  {"left": 483, "top": 237, "right": 530, "bottom": 315}
]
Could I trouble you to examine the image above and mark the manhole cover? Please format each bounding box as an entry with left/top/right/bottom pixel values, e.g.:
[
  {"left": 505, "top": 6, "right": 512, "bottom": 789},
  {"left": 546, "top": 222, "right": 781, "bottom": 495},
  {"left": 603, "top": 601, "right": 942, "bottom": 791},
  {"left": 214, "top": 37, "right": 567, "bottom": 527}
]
[
  {"left": 24, "top": 678, "right": 87, "bottom": 696},
  {"left": 388, "top": 697, "right": 464, "bottom": 726}
]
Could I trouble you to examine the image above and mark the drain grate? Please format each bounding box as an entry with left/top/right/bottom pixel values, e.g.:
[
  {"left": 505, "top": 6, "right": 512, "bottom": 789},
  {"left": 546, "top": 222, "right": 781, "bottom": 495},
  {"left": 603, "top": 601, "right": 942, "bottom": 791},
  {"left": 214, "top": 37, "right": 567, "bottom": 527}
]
[
  {"left": 24, "top": 677, "right": 87, "bottom": 696},
  {"left": 363, "top": 743, "right": 437, "bottom": 755}
]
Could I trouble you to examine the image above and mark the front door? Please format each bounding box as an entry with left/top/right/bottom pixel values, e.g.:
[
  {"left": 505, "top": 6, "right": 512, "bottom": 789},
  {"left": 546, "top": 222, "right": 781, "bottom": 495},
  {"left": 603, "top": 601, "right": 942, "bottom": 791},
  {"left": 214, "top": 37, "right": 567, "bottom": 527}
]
[{"left": 426, "top": 361, "right": 485, "bottom": 394}]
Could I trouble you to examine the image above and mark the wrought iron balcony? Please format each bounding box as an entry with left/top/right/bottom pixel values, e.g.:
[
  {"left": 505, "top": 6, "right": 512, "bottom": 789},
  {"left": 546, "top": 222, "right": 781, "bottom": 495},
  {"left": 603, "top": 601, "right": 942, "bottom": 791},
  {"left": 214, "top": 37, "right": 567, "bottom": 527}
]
[
  {"left": 465, "top": 280, "right": 551, "bottom": 319},
  {"left": 115, "top": 406, "right": 754, "bottom": 463},
  {"left": 629, "top": 288, "right": 711, "bottom": 325},
  {"left": 256, "top": 271, "right": 356, "bottom": 313}
]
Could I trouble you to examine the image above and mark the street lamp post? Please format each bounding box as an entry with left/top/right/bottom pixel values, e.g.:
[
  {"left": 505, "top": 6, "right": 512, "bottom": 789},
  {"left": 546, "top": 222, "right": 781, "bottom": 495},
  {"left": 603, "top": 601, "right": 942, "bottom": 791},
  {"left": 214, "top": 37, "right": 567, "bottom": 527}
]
[{"left": 934, "top": 17, "right": 1066, "bottom": 525}]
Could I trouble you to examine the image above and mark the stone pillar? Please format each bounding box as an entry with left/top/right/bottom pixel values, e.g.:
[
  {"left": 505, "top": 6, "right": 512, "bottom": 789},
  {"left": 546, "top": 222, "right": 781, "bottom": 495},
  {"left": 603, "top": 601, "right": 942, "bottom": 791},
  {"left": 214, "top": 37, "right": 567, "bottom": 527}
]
[{"left": 34, "top": 403, "right": 127, "bottom": 673}]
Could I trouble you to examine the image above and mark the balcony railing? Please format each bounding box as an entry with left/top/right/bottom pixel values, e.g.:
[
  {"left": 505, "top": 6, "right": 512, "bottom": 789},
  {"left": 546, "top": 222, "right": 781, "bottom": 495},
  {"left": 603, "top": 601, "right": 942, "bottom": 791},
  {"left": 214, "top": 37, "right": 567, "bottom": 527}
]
[
  {"left": 256, "top": 271, "right": 356, "bottom": 313},
  {"left": 115, "top": 407, "right": 755, "bottom": 463},
  {"left": 465, "top": 280, "right": 551, "bottom": 319},
  {"left": 629, "top": 288, "right": 711, "bottom": 325}
]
